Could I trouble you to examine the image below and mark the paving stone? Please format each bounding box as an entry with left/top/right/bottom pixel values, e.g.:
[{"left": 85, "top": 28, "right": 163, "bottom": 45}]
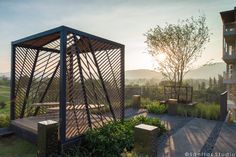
[
  {"left": 147, "top": 114, "right": 188, "bottom": 131},
  {"left": 157, "top": 118, "right": 217, "bottom": 157},
  {"left": 124, "top": 108, "right": 147, "bottom": 118},
  {"left": 125, "top": 112, "right": 236, "bottom": 156},
  {"left": 212, "top": 123, "right": 236, "bottom": 154}
]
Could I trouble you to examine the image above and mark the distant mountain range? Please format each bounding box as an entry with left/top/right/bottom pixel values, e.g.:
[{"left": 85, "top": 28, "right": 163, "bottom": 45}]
[
  {"left": 185, "top": 62, "right": 225, "bottom": 79},
  {"left": 0, "top": 62, "right": 226, "bottom": 80},
  {"left": 125, "top": 62, "right": 225, "bottom": 80}
]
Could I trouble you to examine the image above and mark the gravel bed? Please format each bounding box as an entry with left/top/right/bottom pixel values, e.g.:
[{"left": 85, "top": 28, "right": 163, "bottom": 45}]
[{"left": 199, "top": 121, "right": 223, "bottom": 156}]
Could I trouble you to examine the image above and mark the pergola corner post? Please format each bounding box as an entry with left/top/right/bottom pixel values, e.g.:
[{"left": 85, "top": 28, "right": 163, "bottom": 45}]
[
  {"left": 59, "top": 29, "right": 67, "bottom": 146},
  {"left": 10, "top": 43, "right": 16, "bottom": 120},
  {"left": 121, "top": 45, "right": 125, "bottom": 120}
]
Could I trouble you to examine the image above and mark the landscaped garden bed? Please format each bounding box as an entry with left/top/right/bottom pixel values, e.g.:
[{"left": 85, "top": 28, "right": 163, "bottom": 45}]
[
  {"left": 141, "top": 98, "right": 167, "bottom": 114},
  {"left": 176, "top": 103, "right": 220, "bottom": 120},
  {"left": 65, "top": 116, "right": 167, "bottom": 157},
  {"left": 127, "top": 96, "right": 220, "bottom": 120}
]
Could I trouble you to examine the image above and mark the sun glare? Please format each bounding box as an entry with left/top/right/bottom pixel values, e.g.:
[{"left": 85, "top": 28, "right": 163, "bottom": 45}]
[{"left": 157, "top": 53, "right": 166, "bottom": 62}]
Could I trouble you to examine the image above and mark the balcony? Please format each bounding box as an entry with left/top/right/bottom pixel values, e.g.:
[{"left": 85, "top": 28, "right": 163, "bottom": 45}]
[
  {"left": 223, "top": 53, "right": 236, "bottom": 63},
  {"left": 223, "top": 71, "right": 236, "bottom": 84},
  {"left": 224, "top": 22, "right": 236, "bottom": 36}
]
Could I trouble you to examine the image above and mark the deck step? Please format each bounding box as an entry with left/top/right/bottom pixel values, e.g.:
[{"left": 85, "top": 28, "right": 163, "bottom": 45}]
[{"left": 0, "top": 127, "right": 14, "bottom": 137}]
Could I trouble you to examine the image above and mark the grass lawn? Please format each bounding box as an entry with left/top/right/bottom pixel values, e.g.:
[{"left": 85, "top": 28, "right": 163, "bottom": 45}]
[
  {"left": 0, "top": 85, "right": 10, "bottom": 115},
  {"left": 0, "top": 85, "right": 10, "bottom": 99},
  {"left": 0, "top": 85, "right": 37, "bottom": 156},
  {"left": 0, "top": 136, "right": 36, "bottom": 157}
]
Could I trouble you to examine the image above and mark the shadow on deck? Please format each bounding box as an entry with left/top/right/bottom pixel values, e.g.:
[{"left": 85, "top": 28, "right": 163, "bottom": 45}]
[{"left": 10, "top": 107, "right": 147, "bottom": 144}]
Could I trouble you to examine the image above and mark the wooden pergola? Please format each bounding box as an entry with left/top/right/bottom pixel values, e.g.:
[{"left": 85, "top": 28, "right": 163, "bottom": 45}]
[{"left": 10, "top": 26, "right": 125, "bottom": 148}]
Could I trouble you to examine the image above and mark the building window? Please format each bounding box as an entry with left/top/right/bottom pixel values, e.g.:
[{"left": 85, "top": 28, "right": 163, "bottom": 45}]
[
  {"left": 229, "top": 64, "right": 233, "bottom": 78},
  {"left": 229, "top": 45, "right": 233, "bottom": 55}
]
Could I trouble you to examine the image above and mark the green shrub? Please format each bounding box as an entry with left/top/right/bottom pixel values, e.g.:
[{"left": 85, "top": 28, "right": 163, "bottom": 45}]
[
  {"left": 125, "top": 99, "right": 133, "bottom": 108},
  {"left": 140, "top": 98, "right": 153, "bottom": 107},
  {"left": 66, "top": 116, "right": 166, "bottom": 157},
  {"left": 177, "top": 105, "right": 188, "bottom": 117},
  {"left": 141, "top": 98, "right": 167, "bottom": 114},
  {"left": 145, "top": 103, "right": 167, "bottom": 114},
  {"left": 121, "top": 149, "right": 148, "bottom": 157},
  {"left": 0, "top": 114, "right": 9, "bottom": 128},
  {"left": 0, "top": 101, "right": 6, "bottom": 109}
]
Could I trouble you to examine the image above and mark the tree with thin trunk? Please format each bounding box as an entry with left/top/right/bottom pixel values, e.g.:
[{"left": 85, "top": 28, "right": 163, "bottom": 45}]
[
  {"left": 209, "top": 77, "right": 213, "bottom": 89},
  {"left": 144, "top": 15, "right": 210, "bottom": 86}
]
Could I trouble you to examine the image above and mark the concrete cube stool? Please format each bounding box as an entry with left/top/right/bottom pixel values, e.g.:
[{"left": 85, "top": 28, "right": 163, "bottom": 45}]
[
  {"left": 134, "top": 124, "right": 159, "bottom": 157},
  {"left": 37, "top": 120, "right": 58, "bottom": 157},
  {"left": 132, "top": 95, "right": 141, "bottom": 108},
  {"left": 232, "top": 109, "right": 236, "bottom": 123},
  {"left": 167, "top": 99, "right": 178, "bottom": 115}
]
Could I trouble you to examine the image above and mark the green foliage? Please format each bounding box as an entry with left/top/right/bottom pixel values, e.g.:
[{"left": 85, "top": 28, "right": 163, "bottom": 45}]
[
  {"left": 0, "top": 85, "right": 10, "bottom": 115},
  {"left": 121, "top": 149, "right": 148, "bottom": 157},
  {"left": 66, "top": 116, "right": 166, "bottom": 157},
  {"left": 125, "top": 78, "right": 225, "bottom": 105},
  {"left": 176, "top": 103, "right": 220, "bottom": 120},
  {"left": 145, "top": 15, "right": 210, "bottom": 85},
  {"left": 193, "top": 88, "right": 222, "bottom": 103},
  {"left": 125, "top": 96, "right": 167, "bottom": 114},
  {"left": 0, "top": 79, "right": 10, "bottom": 87},
  {"left": 125, "top": 85, "right": 163, "bottom": 101},
  {"left": 209, "top": 77, "right": 213, "bottom": 89},
  {"left": 0, "top": 102, "right": 10, "bottom": 115},
  {"left": 141, "top": 98, "right": 167, "bottom": 114},
  {"left": 125, "top": 99, "right": 133, "bottom": 108},
  {"left": 84, "top": 122, "right": 133, "bottom": 156},
  {"left": 0, "top": 85, "right": 10, "bottom": 99},
  {"left": 145, "top": 104, "right": 167, "bottom": 114},
  {"left": 0, "top": 114, "right": 9, "bottom": 127},
  {"left": 0, "top": 101, "right": 6, "bottom": 109}
]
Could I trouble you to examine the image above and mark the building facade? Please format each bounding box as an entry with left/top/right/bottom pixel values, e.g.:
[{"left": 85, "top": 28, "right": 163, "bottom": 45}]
[{"left": 221, "top": 7, "right": 236, "bottom": 102}]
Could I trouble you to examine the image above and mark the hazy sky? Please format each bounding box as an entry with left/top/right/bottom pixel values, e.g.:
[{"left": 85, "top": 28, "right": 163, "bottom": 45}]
[{"left": 0, "top": 0, "right": 235, "bottom": 72}]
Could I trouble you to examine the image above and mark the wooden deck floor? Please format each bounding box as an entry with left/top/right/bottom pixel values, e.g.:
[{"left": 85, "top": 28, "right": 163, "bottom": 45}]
[
  {"left": 10, "top": 107, "right": 146, "bottom": 144},
  {"left": 11, "top": 111, "right": 113, "bottom": 139},
  {"left": 11, "top": 115, "right": 59, "bottom": 135}
]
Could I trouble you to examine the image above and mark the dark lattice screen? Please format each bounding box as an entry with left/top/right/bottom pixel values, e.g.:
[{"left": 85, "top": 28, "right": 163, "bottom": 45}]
[{"left": 11, "top": 26, "right": 124, "bottom": 145}]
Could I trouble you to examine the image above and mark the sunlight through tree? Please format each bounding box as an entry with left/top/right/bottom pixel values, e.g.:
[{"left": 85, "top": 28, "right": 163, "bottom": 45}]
[{"left": 145, "top": 15, "right": 210, "bottom": 86}]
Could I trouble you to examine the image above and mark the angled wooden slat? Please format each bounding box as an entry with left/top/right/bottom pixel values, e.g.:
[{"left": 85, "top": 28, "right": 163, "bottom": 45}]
[{"left": 11, "top": 26, "right": 124, "bottom": 145}]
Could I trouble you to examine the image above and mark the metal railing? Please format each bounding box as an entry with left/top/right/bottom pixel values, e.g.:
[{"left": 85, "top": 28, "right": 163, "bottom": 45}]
[
  {"left": 223, "top": 71, "right": 236, "bottom": 83},
  {"left": 223, "top": 52, "right": 236, "bottom": 60},
  {"left": 224, "top": 22, "right": 236, "bottom": 33}
]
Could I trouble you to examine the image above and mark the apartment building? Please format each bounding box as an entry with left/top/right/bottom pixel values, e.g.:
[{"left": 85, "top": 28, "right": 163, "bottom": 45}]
[{"left": 221, "top": 7, "right": 236, "bottom": 102}]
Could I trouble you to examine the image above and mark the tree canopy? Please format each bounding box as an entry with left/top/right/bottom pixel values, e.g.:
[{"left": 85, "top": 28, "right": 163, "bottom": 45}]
[{"left": 145, "top": 15, "right": 210, "bottom": 86}]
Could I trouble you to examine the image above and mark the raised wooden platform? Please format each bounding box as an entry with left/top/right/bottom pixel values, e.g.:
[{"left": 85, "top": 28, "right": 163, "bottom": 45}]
[
  {"left": 11, "top": 116, "right": 59, "bottom": 135},
  {"left": 10, "top": 112, "right": 112, "bottom": 144}
]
